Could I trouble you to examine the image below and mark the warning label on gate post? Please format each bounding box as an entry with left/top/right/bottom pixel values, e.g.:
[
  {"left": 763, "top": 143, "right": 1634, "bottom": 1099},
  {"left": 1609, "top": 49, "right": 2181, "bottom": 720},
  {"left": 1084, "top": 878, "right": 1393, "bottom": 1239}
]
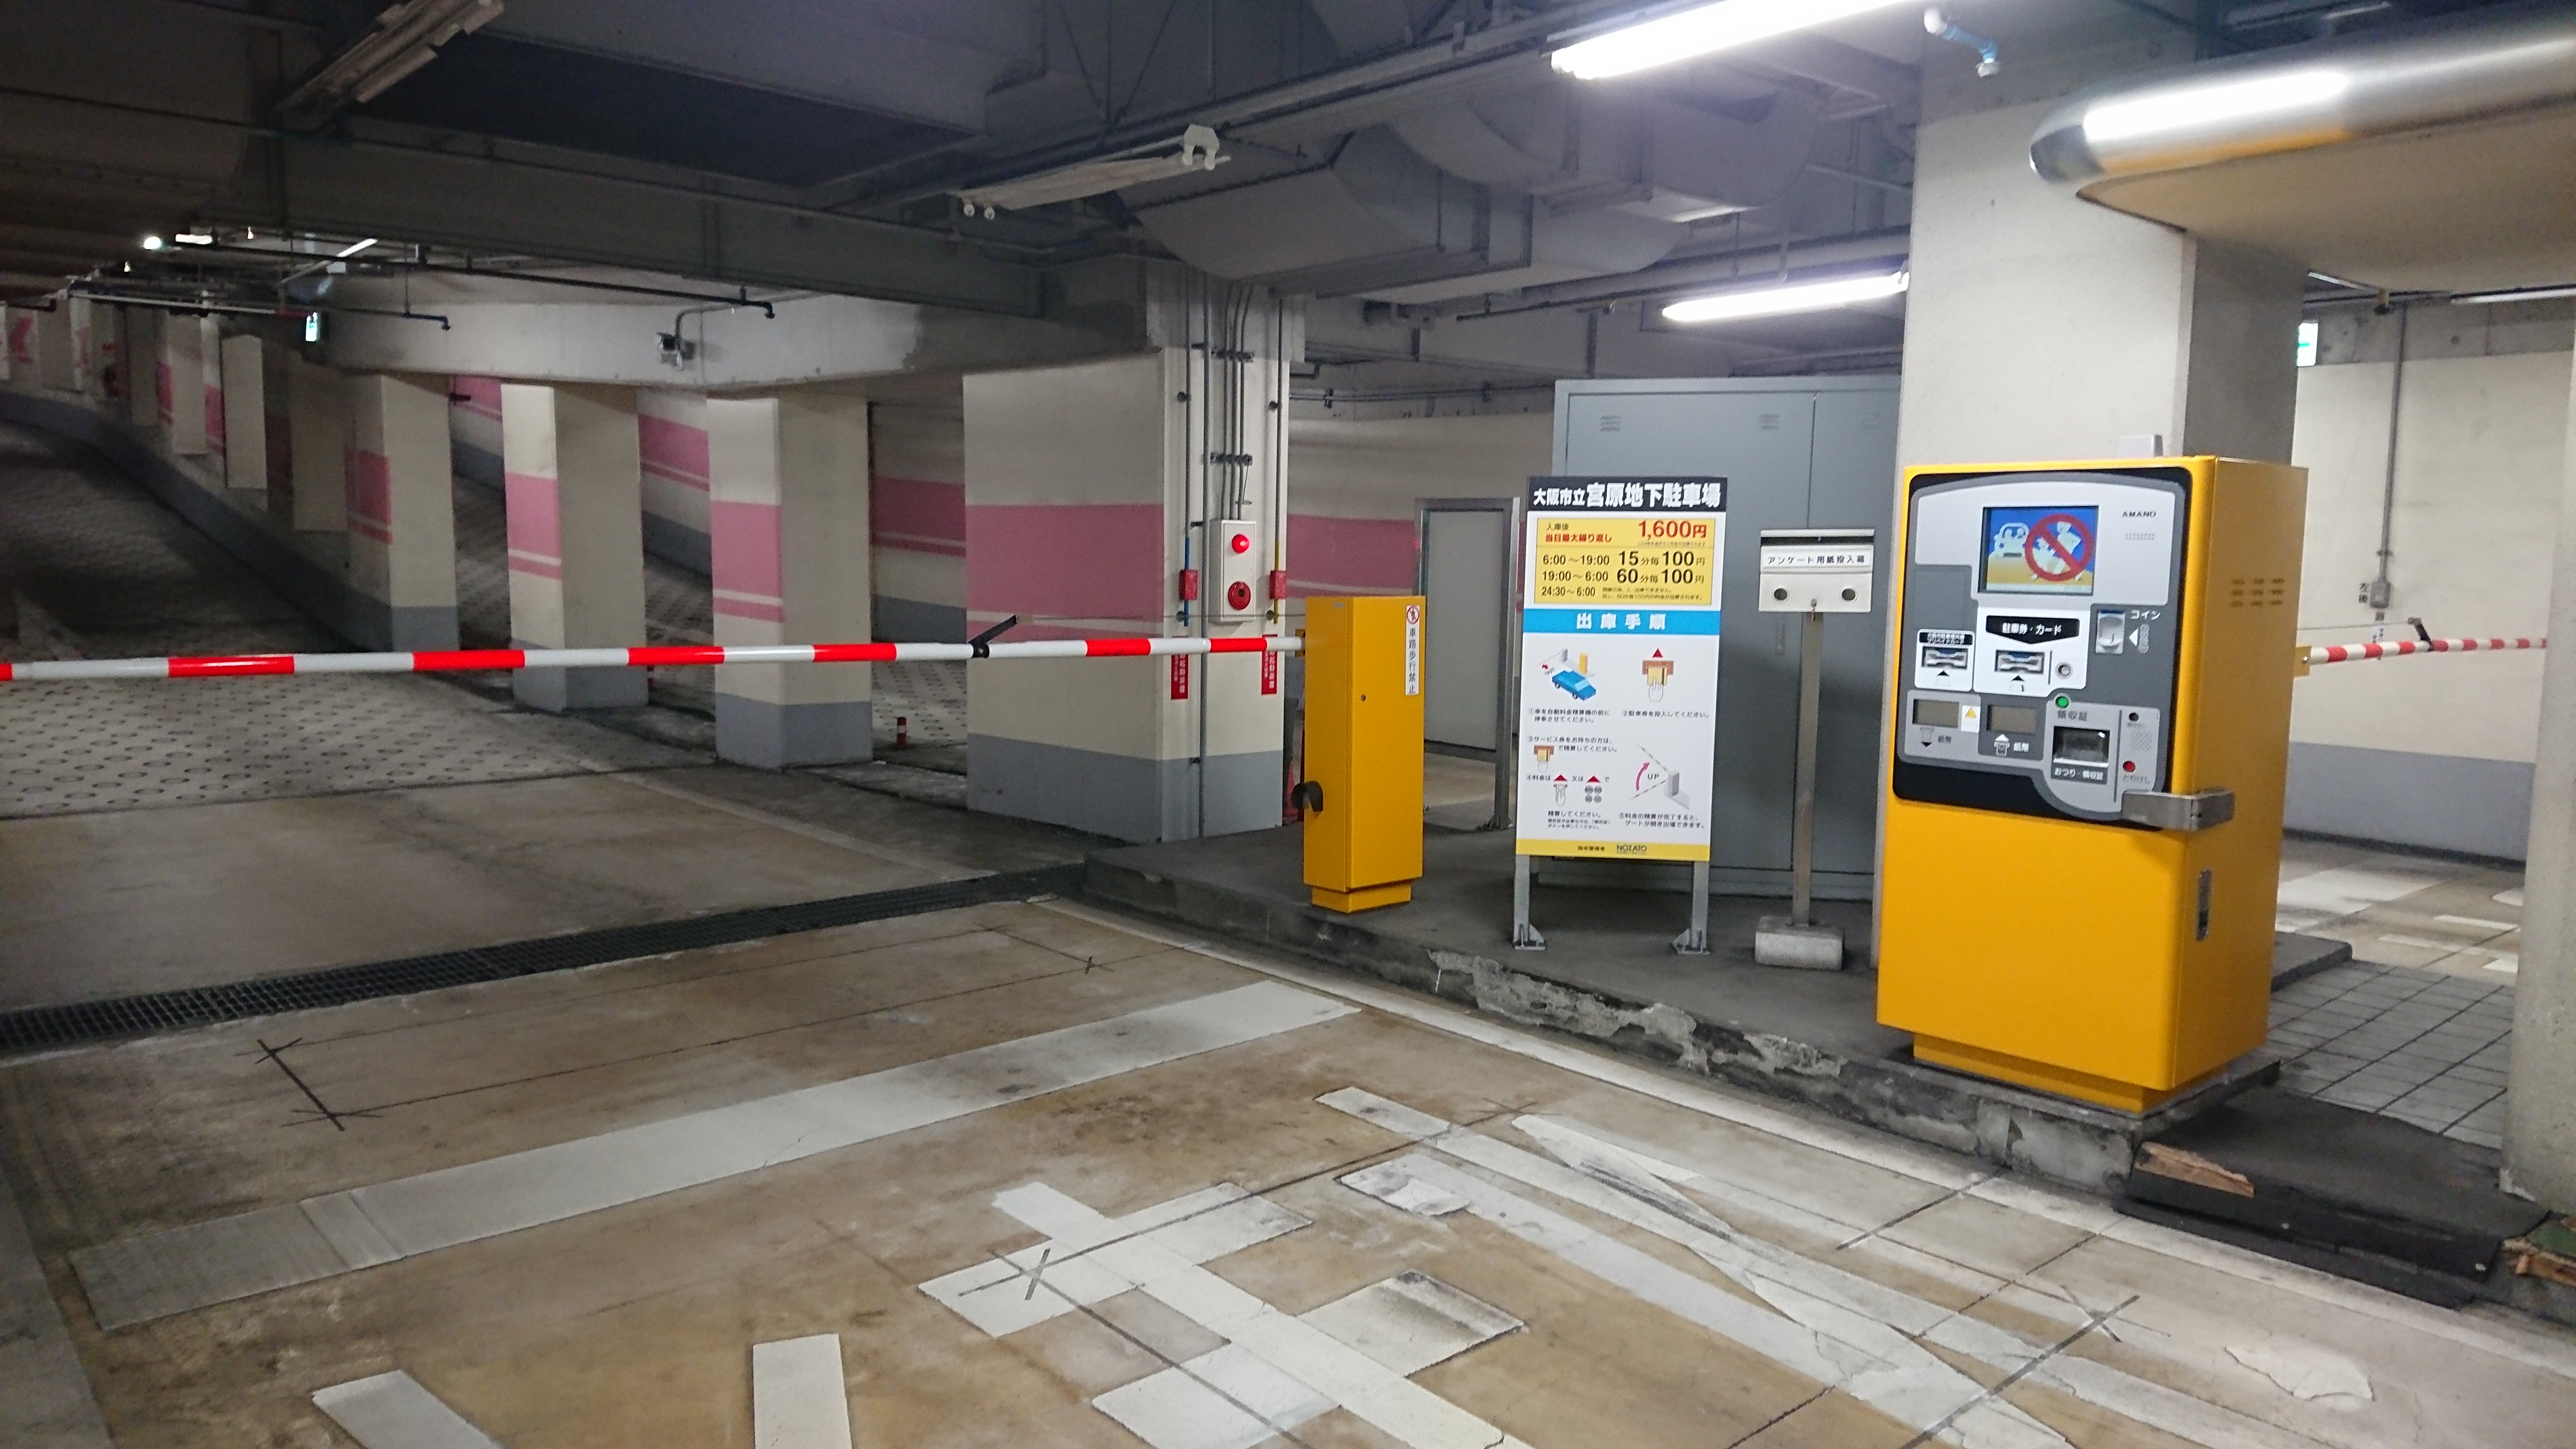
[{"left": 1514, "top": 476, "right": 1726, "bottom": 862}]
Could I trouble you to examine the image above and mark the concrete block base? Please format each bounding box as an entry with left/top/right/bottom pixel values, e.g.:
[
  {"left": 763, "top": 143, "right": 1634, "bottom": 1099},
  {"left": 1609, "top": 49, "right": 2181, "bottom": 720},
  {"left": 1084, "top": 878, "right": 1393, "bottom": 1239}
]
[
  {"left": 1753, "top": 917, "right": 1844, "bottom": 970},
  {"left": 515, "top": 664, "right": 649, "bottom": 714},
  {"left": 716, "top": 694, "right": 870, "bottom": 768}
]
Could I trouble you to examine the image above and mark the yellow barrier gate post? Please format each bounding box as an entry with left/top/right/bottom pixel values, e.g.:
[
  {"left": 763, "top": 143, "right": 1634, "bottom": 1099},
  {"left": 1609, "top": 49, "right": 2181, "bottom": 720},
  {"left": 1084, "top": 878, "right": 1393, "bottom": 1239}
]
[{"left": 1296, "top": 595, "right": 1425, "bottom": 912}]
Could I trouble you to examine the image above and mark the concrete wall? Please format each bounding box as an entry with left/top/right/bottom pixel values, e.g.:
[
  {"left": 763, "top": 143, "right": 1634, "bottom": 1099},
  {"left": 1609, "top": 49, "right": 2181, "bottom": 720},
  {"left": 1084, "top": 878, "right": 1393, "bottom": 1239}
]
[
  {"left": 871, "top": 394, "right": 965, "bottom": 641},
  {"left": 2287, "top": 309, "right": 2575, "bottom": 859},
  {"left": 1283, "top": 413, "right": 1553, "bottom": 598}
]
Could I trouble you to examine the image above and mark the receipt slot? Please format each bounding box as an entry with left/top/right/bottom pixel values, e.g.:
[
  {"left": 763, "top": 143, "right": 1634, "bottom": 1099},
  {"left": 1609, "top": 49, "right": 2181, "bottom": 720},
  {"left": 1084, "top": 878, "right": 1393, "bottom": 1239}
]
[{"left": 1878, "top": 458, "right": 2305, "bottom": 1111}]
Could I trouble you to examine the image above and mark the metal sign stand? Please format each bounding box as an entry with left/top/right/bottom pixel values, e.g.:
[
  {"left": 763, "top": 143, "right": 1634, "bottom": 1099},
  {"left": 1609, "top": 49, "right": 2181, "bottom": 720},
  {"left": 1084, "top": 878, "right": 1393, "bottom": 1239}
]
[{"left": 1752, "top": 528, "right": 1875, "bottom": 970}]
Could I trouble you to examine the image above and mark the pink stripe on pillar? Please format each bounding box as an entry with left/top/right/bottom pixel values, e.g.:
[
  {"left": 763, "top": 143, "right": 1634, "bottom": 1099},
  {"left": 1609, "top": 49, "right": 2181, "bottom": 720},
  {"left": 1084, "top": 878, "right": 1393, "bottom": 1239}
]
[
  {"left": 1286, "top": 513, "right": 1417, "bottom": 595},
  {"left": 966, "top": 503, "right": 1166, "bottom": 622},
  {"left": 709, "top": 499, "right": 783, "bottom": 619},
  {"left": 348, "top": 449, "right": 392, "bottom": 543},
  {"left": 450, "top": 375, "right": 502, "bottom": 420},
  {"left": 638, "top": 413, "right": 710, "bottom": 488},
  {"left": 504, "top": 471, "right": 563, "bottom": 568},
  {"left": 871, "top": 475, "right": 964, "bottom": 547},
  {"left": 205, "top": 385, "right": 225, "bottom": 453}
]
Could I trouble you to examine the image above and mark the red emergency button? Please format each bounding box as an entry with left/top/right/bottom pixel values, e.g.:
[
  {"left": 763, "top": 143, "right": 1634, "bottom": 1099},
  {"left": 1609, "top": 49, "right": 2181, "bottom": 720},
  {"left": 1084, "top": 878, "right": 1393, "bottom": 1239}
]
[
  {"left": 1226, "top": 580, "right": 1253, "bottom": 609},
  {"left": 1229, "top": 532, "right": 1252, "bottom": 554}
]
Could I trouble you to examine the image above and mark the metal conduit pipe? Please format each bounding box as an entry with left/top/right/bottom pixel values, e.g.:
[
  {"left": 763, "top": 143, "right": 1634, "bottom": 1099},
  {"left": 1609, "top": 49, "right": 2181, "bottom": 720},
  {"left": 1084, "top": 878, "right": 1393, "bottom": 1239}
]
[{"left": 2029, "top": 4, "right": 2576, "bottom": 187}]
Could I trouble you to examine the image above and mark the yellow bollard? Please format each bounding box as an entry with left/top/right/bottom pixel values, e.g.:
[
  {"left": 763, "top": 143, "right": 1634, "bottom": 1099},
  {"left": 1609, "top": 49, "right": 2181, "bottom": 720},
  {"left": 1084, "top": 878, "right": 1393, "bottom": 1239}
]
[{"left": 1296, "top": 595, "right": 1425, "bottom": 912}]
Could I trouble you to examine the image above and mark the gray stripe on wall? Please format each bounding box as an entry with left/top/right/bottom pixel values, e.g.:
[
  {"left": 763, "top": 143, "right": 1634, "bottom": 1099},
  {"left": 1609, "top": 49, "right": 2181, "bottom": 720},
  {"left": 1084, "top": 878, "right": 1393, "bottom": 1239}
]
[
  {"left": 2286, "top": 740, "right": 2533, "bottom": 861},
  {"left": 970, "top": 733, "right": 1283, "bottom": 842}
]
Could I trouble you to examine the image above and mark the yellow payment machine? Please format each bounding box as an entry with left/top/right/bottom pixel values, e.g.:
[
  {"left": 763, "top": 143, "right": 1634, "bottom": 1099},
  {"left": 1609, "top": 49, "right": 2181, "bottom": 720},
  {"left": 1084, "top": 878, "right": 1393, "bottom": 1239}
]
[
  {"left": 1878, "top": 458, "right": 2305, "bottom": 1110},
  {"left": 1298, "top": 595, "right": 1425, "bottom": 911}
]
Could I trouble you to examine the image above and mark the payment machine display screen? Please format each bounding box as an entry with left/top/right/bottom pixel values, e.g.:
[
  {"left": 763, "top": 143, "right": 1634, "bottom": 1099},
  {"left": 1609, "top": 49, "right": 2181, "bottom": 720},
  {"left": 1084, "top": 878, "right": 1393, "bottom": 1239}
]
[{"left": 1979, "top": 506, "right": 2098, "bottom": 595}]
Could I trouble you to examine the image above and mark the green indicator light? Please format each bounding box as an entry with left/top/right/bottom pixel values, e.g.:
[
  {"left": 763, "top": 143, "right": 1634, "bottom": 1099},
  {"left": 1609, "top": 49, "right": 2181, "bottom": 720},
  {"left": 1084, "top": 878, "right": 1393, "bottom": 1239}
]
[{"left": 2054, "top": 694, "right": 2071, "bottom": 708}]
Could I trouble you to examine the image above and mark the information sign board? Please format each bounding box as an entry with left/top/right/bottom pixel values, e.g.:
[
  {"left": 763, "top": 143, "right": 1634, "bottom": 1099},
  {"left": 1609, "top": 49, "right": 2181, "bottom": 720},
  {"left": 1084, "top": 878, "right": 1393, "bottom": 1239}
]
[{"left": 1514, "top": 476, "right": 1726, "bottom": 861}]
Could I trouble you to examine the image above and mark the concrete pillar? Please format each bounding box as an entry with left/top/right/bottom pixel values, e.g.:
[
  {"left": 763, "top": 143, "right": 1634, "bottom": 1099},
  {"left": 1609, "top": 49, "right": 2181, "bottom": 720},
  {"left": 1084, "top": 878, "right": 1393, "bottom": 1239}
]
[
  {"left": 66, "top": 297, "right": 95, "bottom": 395},
  {"left": 1894, "top": 93, "right": 2305, "bottom": 465},
  {"left": 871, "top": 393, "right": 967, "bottom": 641},
  {"left": 964, "top": 345, "right": 1288, "bottom": 842},
  {"left": 34, "top": 305, "right": 74, "bottom": 392},
  {"left": 344, "top": 373, "right": 460, "bottom": 650},
  {"left": 500, "top": 383, "right": 649, "bottom": 711},
  {"left": 87, "top": 304, "right": 125, "bottom": 405},
  {"left": 286, "top": 355, "right": 349, "bottom": 532},
  {"left": 1, "top": 305, "right": 27, "bottom": 380},
  {"left": 125, "top": 309, "right": 161, "bottom": 427},
  {"left": 159, "top": 312, "right": 207, "bottom": 453},
  {"left": 449, "top": 375, "right": 503, "bottom": 489},
  {"left": 199, "top": 316, "right": 226, "bottom": 474},
  {"left": 2506, "top": 357, "right": 2576, "bottom": 1205},
  {"left": 220, "top": 334, "right": 281, "bottom": 493},
  {"left": 705, "top": 393, "right": 872, "bottom": 765},
  {"left": 638, "top": 389, "right": 712, "bottom": 573}
]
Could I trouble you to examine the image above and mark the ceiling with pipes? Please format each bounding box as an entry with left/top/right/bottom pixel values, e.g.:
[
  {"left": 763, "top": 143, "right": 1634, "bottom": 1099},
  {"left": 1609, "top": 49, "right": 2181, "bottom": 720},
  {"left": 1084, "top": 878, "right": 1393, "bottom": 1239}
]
[{"left": 0, "top": 0, "right": 2556, "bottom": 387}]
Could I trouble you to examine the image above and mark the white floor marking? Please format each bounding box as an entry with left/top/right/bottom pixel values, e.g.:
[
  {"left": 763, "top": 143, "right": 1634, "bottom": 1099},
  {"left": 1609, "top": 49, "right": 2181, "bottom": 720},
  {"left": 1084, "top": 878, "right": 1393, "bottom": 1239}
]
[
  {"left": 753, "top": 1335, "right": 855, "bottom": 1449},
  {"left": 2494, "top": 888, "right": 2525, "bottom": 908},
  {"left": 921, "top": 1186, "right": 1309, "bottom": 1338},
  {"left": 2434, "top": 915, "right": 2518, "bottom": 934},
  {"left": 929, "top": 1180, "right": 1535, "bottom": 1449},
  {"left": 310, "top": 1370, "right": 504, "bottom": 1449},
  {"left": 2225, "top": 1340, "right": 2373, "bottom": 1403},
  {"left": 73, "top": 981, "right": 1352, "bottom": 1329},
  {"left": 2486, "top": 953, "right": 2519, "bottom": 974},
  {"left": 2274, "top": 864, "right": 2451, "bottom": 919},
  {"left": 1093, "top": 1273, "right": 1520, "bottom": 1449},
  {"left": 1329, "top": 1090, "right": 2388, "bottom": 1449},
  {"left": 1036, "top": 902, "right": 2576, "bottom": 1384},
  {"left": 2378, "top": 933, "right": 2482, "bottom": 954}
]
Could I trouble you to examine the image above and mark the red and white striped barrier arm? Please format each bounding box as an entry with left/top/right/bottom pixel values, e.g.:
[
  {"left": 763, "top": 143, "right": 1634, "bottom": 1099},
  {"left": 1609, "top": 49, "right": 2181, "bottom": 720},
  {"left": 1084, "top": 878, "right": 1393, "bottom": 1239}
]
[
  {"left": 0, "top": 635, "right": 1302, "bottom": 682},
  {"left": 2304, "top": 636, "right": 2546, "bottom": 666}
]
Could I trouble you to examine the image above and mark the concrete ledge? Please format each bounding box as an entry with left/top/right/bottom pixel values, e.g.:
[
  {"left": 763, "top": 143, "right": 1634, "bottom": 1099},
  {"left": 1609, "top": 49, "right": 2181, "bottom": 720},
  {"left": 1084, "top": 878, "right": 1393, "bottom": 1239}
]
[
  {"left": 717, "top": 693, "right": 871, "bottom": 768},
  {"left": 516, "top": 662, "right": 649, "bottom": 713},
  {"left": 1082, "top": 825, "right": 2283, "bottom": 1194},
  {"left": 972, "top": 734, "right": 1282, "bottom": 843},
  {"left": 873, "top": 593, "right": 966, "bottom": 644},
  {"left": 0, "top": 386, "right": 456, "bottom": 651},
  {"left": 641, "top": 510, "right": 711, "bottom": 576}
]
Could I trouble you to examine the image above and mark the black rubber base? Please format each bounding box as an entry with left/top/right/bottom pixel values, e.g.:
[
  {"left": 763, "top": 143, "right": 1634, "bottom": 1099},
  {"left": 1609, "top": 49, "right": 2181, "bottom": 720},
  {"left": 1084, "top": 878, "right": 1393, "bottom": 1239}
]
[{"left": 2124, "top": 1086, "right": 2549, "bottom": 1294}]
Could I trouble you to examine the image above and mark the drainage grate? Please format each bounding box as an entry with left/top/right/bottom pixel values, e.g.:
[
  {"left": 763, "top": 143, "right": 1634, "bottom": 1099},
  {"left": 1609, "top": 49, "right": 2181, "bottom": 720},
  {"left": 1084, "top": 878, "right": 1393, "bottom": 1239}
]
[{"left": 0, "top": 864, "right": 1085, "bottom": 1055}]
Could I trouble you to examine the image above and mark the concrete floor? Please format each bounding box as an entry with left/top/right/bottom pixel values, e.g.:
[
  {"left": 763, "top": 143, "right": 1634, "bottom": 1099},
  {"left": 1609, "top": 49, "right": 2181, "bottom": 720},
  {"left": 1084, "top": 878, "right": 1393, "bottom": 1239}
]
[
  {"left": 9, "top": 900, "right": 2576, "bottom": 1447},
  {"left": 7, "top": 415, "right": 2576, "bottom": 1446}
]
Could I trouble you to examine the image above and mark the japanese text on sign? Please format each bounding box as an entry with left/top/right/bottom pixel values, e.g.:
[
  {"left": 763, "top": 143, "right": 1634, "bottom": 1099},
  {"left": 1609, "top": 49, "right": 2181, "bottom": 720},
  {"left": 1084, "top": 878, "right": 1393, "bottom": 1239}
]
[{"left": 1531, "top": 516, "right": 1715, "bottom": 607}]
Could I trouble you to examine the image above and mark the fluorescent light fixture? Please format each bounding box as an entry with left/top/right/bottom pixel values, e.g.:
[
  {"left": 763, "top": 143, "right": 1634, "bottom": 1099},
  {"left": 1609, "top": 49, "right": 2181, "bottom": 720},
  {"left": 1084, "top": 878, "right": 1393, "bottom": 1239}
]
[
  {"left": 2450, "top": 282, "right": 2576, "bottom": 305},
  {"left": 175, "top": 232, "right": 215, "bottom": 245},
  {"left": 334, "top": 237, "right": 380, "bottom": 258},
  {"left": 2295, "top": 320, "right": 2319, "bottom": 367},
  {"left": 956, "top": 125, "right": 1226, "bottom": 216},
  {"left": 1552, "top": 0, "right": 1915, "bottom": 81},
  {"left": 1662, "top": 270, "right": 1909, "bottom": 323},
  {"left": 278, "top": 0, "right": 502, "bottom": 125},
  {"left": 2082, "top": 68, "right": 2349, "bottom": 147},
  {"left": 140, "top": 234, "right": 165, "bottom": 251}
]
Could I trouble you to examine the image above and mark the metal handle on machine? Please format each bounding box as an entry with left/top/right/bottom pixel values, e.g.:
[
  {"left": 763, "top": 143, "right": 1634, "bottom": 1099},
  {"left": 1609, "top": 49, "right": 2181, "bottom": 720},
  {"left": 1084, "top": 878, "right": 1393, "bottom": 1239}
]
[
  {"left": 1290, "top": 780, "right": 1324, "bottom": 814},
  {"left": 2119, "top": 788, "right": 2235, "bottom": 831}
]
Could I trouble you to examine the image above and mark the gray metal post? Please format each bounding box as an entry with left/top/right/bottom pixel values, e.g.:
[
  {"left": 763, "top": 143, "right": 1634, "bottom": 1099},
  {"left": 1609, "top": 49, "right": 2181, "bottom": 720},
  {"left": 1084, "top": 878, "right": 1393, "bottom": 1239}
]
[
  {"left": 1512, "top": 853, "right": 1545, "bottom": 949},
  {"left": 1792, "top": 609, "right": 1824, "bottom": 926},
  {"left": 1672, "top": 860, "right": 1710, "bottom": 954}
]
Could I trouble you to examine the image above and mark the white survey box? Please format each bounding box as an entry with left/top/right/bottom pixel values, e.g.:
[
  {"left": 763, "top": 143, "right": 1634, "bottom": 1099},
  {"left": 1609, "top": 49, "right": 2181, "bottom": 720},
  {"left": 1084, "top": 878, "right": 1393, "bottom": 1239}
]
[{"left": 1757, "top": 529, "right": 1875, "bottom": 613}]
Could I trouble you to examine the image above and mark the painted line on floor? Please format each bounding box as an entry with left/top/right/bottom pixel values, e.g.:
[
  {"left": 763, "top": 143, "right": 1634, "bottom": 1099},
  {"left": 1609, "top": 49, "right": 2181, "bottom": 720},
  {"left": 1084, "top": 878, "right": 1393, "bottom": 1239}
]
[
  {"left": 1033, "top": 900, "right": 2576, "bottom": 1383},
  {"left": 310, "top": 1371, "right": 504, "bottom": 1449},
  {"left": 70, "top": 981, "right": 1354, "bottom": 1330},
  {"left": 2434, "top": 916, "right": 2518, "bottom": 934},
  {"left": 989, "top": 1182, "right": 1536, "bottom": 1449},
  {"left": 1332, "top": 1090, "right": 2349, "bottom": 1449},
  {"left": 752, "top": 1335, "right": 854, "bottom": 1449}
]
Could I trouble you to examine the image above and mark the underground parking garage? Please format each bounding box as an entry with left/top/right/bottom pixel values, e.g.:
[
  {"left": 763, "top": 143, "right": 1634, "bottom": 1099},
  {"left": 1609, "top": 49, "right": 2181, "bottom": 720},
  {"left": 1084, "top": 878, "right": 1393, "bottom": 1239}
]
[{"left": 6, "top": 1, "right": 2576, "bottom": 1444}]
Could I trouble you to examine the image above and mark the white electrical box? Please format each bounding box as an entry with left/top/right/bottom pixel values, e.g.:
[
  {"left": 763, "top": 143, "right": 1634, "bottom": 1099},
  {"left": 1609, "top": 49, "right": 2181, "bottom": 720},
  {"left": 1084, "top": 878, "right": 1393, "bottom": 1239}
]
[
  {"left": 1758, "top": 528, "right": 1876, "bottom": 614},
  {"left": 1211, "top": 518, "right": 1264, "bottom": 619}
]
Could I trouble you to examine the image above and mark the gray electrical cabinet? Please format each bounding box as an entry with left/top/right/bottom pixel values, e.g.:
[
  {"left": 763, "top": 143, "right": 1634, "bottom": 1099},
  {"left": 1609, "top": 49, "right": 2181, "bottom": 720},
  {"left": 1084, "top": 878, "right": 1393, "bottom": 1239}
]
[{"left": 1551, "top": 376, "right": 1898, "bottom": 900}]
